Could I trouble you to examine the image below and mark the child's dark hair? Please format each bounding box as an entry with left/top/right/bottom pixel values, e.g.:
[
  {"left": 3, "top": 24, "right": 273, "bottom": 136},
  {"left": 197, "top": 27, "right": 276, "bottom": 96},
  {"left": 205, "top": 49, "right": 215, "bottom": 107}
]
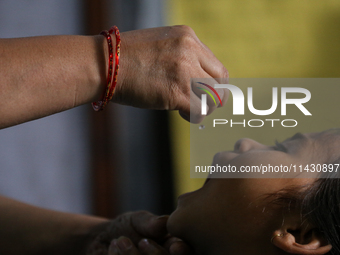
[
  {"left": 268, "top": 177, "right": 340, "bottom": 254},
  {"left": 302, "top": 178, "right": 340, "bottom": 254}
]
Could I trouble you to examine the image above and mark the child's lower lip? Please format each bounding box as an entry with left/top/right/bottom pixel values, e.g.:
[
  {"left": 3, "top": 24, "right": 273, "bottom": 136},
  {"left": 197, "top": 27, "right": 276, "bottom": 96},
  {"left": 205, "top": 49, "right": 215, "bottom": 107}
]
[{"left": 178, "top": 179, "right": 211, "bottom": 201}]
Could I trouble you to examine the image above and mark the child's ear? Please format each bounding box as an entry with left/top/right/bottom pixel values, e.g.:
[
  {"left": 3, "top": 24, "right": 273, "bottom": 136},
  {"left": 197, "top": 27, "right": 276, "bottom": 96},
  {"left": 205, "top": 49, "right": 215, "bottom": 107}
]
[{"left": 271, "top": 228, "right": 332, "bottom": 254}]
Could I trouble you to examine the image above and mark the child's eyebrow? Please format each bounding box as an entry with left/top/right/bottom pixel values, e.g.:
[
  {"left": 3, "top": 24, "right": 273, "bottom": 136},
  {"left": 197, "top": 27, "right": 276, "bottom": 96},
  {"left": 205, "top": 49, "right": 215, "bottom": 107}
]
[
  {"left": 281, "top": 132, "right": 308, "bottom": 144},
  {"left": 289, "top": 132, "right": 307, "bottom": 141},
  {"left": 274, "top": 133, "right": 309, "bottom": 153},
  {"left": 274, "top": 140, "right": 288, "bottom": 153}
]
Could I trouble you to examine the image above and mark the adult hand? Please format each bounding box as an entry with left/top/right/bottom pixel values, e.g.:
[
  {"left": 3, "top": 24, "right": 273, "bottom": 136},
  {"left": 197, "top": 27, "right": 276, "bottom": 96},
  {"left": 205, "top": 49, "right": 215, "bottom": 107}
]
[
  {"left": 113, "top": 25, "right": 229, "bottom": 123},
  {"left": 108, "top": 236, "right": 193, "bottom": 255},
  {"left": 107, "top": 237, "right": 160, "bottom": 255},
  {"left": 87, "top": 211, "right": 193, "bottom": 255}
]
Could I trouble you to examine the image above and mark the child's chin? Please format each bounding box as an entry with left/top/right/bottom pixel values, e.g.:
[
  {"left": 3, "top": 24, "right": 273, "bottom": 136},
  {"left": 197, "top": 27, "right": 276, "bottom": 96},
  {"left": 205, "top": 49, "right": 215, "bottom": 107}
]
[{"left": 167, "top": 208, "right": 186, "bottom": 238}]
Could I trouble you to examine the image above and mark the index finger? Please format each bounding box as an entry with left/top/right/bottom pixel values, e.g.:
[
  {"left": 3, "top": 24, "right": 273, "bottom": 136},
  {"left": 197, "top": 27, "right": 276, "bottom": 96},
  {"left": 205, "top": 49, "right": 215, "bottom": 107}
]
[
  {"left": 130, "top": 211, "right": 169, "bottom": 241},
  {"left": 198, "top": 42, "right": 229, "bottom": 109},
  {"left": 163, "top": 237, "right": 194, "bottom": 255},
  {"left": 198, "top": 40, "right": 229, "bottom": 80}
]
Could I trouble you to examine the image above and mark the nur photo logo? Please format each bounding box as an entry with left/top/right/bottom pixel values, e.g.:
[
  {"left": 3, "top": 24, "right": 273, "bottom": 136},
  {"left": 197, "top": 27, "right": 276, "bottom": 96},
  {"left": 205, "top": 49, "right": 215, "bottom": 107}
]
[{"left": 197, "top": 82, "right": 312, "bottom": 128}]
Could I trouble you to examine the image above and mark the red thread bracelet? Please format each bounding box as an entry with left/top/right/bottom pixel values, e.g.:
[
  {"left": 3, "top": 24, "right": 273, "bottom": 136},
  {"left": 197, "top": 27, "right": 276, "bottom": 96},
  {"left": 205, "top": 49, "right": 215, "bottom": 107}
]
[
  {"left": 108, "top": 26, "right": 121, "bottom": 100},
  {"left": 92, "top": 25, "right": 121, "bottom": 111}
]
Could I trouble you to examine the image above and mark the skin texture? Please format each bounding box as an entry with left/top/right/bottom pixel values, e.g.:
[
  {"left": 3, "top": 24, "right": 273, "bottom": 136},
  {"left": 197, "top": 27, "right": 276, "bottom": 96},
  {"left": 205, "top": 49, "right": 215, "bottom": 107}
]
[
  {"left": 0, "top": 35, "right": 105, "bottom": 128},
  {"left": 113, "top": 26, "right": 229, "bottom": 123},
  {"left": 167, "top": 132, "right": 337, "bottom": 255},
  {"left": 0, "top": 195, "right": 108, "bottom": 255},
  {"left": 0, "top": 25, "right": 228, "bottom": 129}
]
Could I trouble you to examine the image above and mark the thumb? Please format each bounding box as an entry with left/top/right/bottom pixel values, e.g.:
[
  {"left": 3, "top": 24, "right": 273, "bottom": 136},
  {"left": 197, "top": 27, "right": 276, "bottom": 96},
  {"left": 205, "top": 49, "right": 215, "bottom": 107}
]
[
  {"left": 179, "top": 90, "right": 205, "bottom": 124},
  {"left": 131, "top": 211, "right": 169, "bottom": 241}
]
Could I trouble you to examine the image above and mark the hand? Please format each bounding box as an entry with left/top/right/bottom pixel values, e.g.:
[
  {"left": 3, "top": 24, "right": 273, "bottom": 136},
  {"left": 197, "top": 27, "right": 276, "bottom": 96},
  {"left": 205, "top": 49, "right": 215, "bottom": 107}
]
[
  {"left": 87, "top": 211, "right": 193, "bottom": 255},
  {"left": 108, "top": 237, "right": 172, "bottom": 255},
  {"left": 113, "top": 25, "right": 229, "bottom": 123}
]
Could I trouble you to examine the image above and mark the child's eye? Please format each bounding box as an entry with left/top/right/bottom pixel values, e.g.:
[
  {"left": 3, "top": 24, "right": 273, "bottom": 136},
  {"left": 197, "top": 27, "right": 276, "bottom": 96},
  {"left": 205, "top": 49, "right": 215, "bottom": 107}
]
[{"left": 274, "top": 141, "right": 288, "bottom": 153}]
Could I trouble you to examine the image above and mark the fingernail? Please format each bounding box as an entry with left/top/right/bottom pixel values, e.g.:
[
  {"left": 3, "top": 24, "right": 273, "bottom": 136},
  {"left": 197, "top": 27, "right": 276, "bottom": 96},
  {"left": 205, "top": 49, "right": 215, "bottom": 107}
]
[
  {"left": 169, "top": 241, "right": 184, "bottom": 255},
  {"left": 156, "top": 215, "right": 169, "bottom": 220},
  {"left": 117, "top": 237, "right": 132, "bottom": 251},
  {"left": 139, "top": 239, "right": 156, "bottom": 252},
  {"left": 109, "top": 240, "right": 119, "bottom": 254}
]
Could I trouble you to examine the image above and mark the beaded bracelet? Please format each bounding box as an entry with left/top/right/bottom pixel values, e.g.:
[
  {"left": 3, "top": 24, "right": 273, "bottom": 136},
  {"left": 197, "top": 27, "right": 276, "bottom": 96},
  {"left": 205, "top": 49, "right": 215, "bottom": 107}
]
[{"left": 92, "top": 25, "right": 121, "bottom": 111}]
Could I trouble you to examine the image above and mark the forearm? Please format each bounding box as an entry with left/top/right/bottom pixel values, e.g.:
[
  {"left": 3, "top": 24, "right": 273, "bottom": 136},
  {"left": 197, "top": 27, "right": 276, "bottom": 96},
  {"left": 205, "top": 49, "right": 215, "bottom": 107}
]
[
  {"left": 0, "top": 195, "right": 109, "bottom": 255},
  {"left": 0, "top": 35, "right": 107, "bottom": 129},
  {"left": 0, "top": 26, "right": 229, "bottom": 127}
]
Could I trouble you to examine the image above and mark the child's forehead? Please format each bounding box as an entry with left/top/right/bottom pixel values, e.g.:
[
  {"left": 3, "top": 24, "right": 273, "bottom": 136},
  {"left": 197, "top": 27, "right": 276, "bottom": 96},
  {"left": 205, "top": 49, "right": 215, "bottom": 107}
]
[
  {"left": 281, "top": 132, "right": 309, "bottom": 146},
  {"left": 288, "top": 130, "right": 340, "bottom": 143},
  {"left": 308, "top": 130, "right": 340, "bottom": 143},
  {"left": 306, "top": 130, "right": 340, "bottom": 156},
  {"left": 281, "top": 131, "right": 340, "bottom": 154}
]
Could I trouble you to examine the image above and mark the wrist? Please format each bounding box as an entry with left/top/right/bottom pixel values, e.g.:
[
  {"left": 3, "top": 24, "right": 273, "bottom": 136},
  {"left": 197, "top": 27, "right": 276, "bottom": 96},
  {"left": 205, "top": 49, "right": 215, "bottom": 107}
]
[
  {"left": 55, "top": 215, "right": 110, "bottom": 255},
  {"left": 77, "top": 217, "right": 111, "bottom": 255},
  {"left": 91, "top": 26, "right": 121, "bottom": 111},
  {"left": 88, "top": 34, "right": 113, "bottom": 103}
]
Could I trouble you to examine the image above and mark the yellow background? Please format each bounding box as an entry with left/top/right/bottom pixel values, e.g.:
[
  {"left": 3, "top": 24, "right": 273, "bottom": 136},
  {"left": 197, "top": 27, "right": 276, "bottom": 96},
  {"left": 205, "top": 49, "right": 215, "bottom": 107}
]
[{"left": 167, "top": 1, "right": 340, "bottom": 198}]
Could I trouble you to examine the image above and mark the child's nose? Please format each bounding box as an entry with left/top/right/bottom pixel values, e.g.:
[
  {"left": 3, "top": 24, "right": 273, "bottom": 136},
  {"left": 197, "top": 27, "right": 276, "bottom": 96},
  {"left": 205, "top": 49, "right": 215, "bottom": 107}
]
[{"left": 234, "top": 138, "right": 265, "bottom": 153}]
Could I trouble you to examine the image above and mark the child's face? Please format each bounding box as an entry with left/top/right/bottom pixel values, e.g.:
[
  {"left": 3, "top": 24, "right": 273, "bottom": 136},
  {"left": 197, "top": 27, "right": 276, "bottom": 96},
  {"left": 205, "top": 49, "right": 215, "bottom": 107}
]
[{"left": 167, "top": 131, "right": 340, "bottom": 255}]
